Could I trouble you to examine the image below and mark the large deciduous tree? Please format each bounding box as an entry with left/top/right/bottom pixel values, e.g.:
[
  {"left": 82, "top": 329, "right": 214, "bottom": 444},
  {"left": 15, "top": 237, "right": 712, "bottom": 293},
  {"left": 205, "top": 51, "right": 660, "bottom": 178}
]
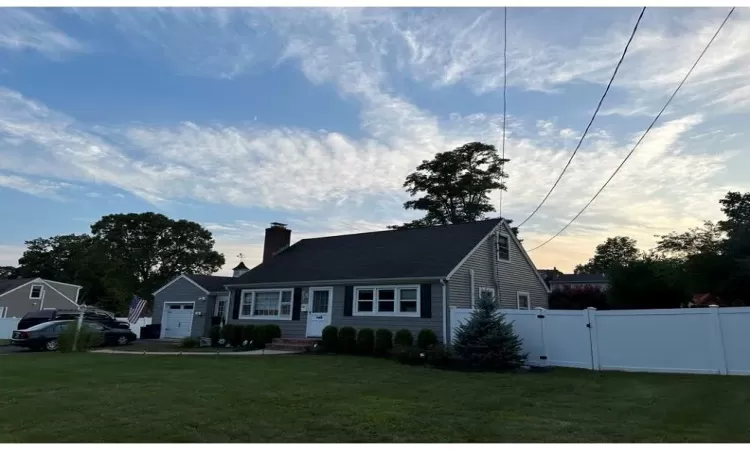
[
  {"left": 0, "top": 266, "right": 20, "bottom": 279},
  {"left": 90, "top": 212, "right": 225, "bottom": 299},
  {"left": 574, "top": 236, "right": 639, "bottom": 274},
  {"left": 607, "top": 253, "right": 689, "bottom": 309},
  {"left": 389, "top": 142, "right": 509, "bottom": 230},
  {"left": 655, "top": 221, "right": 724, "bottom": 259}
]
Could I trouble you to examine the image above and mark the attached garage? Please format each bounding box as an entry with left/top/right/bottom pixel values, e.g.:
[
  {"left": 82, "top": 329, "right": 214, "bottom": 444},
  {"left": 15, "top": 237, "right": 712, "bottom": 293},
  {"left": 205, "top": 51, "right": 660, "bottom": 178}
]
[{"left": 161, "top": 303, "right": 195, "bottom": 339}]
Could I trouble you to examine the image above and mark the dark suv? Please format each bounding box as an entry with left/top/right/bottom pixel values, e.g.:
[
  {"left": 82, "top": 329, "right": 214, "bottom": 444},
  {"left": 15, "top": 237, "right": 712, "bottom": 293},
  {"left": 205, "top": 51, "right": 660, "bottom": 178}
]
[{"left": 16, "top": 308, "right": 131, "bottom": 331}]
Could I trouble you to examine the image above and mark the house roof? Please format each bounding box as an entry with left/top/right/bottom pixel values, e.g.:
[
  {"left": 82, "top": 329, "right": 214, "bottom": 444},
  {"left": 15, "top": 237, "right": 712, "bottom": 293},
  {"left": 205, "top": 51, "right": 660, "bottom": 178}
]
[
  {"left": 550, "top": 274, "right": 608, "bottom": 284},
  {"left": 0, "top": 278, "right": 36, "bottom": 296},
  {"left": 233, "top": 219, "right": 504, "bottom": 285},
  {"left": 184, "top": 274, "right": 237, "bottom": 292}
]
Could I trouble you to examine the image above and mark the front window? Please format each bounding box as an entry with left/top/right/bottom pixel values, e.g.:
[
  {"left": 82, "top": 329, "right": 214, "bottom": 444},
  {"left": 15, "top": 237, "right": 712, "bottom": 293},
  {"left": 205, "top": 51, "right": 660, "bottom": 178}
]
[
  {"left": 517, "top": 292, "right": 530, "bottom": 309},
  {"left": 30, "top": 285, "right": 43, "bottom": 299},
  {"left": 354, "top": 286, "right": 420, "bottom": 317},
  {"left": 239, "top": 289, "right": 294, "bottom": 320}
]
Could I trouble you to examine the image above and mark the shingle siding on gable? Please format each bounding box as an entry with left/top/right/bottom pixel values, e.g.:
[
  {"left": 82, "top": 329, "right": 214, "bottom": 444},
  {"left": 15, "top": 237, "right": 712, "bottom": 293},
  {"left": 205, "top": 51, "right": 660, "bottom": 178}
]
[
  {"left": 152, "top": 276, "right": 209, "bottom": 338},
  {"left": 448, "top": 222, "right": 548, "bottom": 310}
]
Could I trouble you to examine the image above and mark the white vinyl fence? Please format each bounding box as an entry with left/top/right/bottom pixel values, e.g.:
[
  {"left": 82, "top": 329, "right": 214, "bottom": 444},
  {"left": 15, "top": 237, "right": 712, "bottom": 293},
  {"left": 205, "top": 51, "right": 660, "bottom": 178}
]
[
  {"left": 0, "top": 317, "right": 152, "bottom": 339},
  {"left": 449, "top": 306, "right": 750, "bottom": 376}
]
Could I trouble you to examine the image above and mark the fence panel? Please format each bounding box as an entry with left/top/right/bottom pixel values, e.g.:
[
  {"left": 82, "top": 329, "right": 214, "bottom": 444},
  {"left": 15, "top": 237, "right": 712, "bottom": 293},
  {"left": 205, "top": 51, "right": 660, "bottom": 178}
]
[
  {"left": 501, "top": 310, "right": 546, "bottom": 364},
  {"left": 719, "top": 308, "right": 750, "bottom": 376},
  {"left": 592, "top": 309, "right": 720, "bottom": 375},
  {"left": 0, "top": 318, "right": 20, "bottom": 339},
  {"left": 116, "top": 317, "right": 152, "bottom": 339}
]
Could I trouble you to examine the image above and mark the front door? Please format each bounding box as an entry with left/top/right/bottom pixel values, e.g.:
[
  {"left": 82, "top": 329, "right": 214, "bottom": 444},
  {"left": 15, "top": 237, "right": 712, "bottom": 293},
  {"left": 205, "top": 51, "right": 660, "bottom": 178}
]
[{"left": 306, "top": 288, "right": 332, "bottom": 337}]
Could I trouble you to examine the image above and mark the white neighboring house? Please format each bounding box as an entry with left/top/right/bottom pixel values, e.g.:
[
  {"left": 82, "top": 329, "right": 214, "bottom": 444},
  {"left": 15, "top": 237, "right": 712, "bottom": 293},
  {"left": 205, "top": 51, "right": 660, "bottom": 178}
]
[{"left": 0, "top": 278, "right": 81, "bottom": 318}]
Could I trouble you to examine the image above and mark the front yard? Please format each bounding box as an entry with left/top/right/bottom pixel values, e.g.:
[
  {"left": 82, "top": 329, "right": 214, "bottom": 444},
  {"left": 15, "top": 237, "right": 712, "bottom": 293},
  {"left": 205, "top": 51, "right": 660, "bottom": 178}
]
[{"left": 1, "top": 354, "right": 749, "bottom": 442}]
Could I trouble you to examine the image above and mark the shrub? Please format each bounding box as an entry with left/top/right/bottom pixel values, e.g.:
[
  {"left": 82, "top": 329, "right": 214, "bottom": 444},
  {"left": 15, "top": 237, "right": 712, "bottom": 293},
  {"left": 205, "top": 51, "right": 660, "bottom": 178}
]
[
  {"left": 338, "top": 326, "right": 357, "bottom": 354},
  {"left": 417, "top": 329, "right": 439, "bottom": 350},
  {"left": 356, "top": 328, "right": 375, "bottom": 355},
  {"left": 266, "top": 324, "right": 282, "bottom": 340},
  {"left": 179, "top": 336, "right": 200, "bottom": 348},
  {"left": 391, "top": 345, "right": 424, "bottom": 365},
  {"left": 423, "top": 344, "right": 452, "bottom": 368},
  {"left": 209, "top": 325, "right": 222, "bottom": 347},
  {"left": 374, "top": 328, "right": 393, "bottom": 355},
  {"left": 58, "top": 322, "right": 103, "bottom": 352},
  {"left": 241, "top": 325, "right": 256, "bottom": 346},
  {"left": 453, "top": 295, "right": 527, "bottom": 369},
  {"left": 321, "top": 325, "right": 338, "bottom": 352},
  {"left": 231, "top": 324, "right": 244, "bottom": 347},
  {"left": 393, "top": 329, "right": 413, "bottom": 347},
  {"left": 221, "top": 324, "right": 235, "bottom": 346}
]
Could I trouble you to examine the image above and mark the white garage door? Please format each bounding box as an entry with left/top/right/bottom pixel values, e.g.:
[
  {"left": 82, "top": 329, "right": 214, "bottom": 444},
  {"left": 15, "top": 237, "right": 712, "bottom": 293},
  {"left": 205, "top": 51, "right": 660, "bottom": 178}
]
[{"left": 163, "top": 303, "right": 194, "bottom": 339}]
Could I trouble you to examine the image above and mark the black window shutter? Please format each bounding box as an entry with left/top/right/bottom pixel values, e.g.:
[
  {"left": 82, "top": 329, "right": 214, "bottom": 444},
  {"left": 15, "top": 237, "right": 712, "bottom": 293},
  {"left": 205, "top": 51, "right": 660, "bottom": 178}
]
[
  {"left": 344, "top": 286, "right": 354, "bottom": 316},
  {"left": 420, "top": 283, "right": 432, "bottom": 318},
  {"left": 231, "top": 290, "right": 240, "bottom": 320},
  {"left": 292, "top": 288, "right": 302, "bottom": 321}
]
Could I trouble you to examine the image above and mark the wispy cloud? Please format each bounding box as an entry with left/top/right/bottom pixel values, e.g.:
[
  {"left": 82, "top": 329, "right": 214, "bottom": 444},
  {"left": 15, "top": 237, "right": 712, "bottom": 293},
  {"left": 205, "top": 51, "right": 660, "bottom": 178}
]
[{"left": 0, "top": 9, "right": 88, "bottom": 58}]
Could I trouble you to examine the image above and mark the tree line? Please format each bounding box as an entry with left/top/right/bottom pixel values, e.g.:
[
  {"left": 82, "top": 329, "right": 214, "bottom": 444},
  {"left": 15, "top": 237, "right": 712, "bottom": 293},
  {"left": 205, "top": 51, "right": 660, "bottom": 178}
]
[
  {"left": 1, "top": 212, "right": 225, "bottom": 315},
  {"left": 555, "top": 191, "right": 750, "bottom": 309}
]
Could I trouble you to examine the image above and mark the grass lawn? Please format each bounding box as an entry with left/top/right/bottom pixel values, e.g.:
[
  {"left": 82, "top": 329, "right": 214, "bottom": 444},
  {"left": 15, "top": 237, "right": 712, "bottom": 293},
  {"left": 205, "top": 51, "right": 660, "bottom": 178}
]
[
  {"left": 1, "top": 354, "right": 750, "bottom": 443},
  {"left": 0, "top": 339, "right": 9, "bottom": 346}
]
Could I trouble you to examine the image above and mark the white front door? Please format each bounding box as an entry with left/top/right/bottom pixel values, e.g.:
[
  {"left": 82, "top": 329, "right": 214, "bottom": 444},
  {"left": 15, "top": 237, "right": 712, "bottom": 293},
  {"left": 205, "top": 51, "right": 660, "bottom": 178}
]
[
  {"left": 306, "top": 288, "right": 332, "bottom": 337},
  {"left": 163, "top": 303, "right": 194, "bottom": 338}
]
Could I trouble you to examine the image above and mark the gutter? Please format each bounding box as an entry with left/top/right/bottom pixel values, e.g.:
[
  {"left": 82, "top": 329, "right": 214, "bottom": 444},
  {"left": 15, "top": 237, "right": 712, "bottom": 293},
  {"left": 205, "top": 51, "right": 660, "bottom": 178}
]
[
  {"left": 441, "top": 278, "right": 448, "bottom": 345},
  {"left": 224, "top": 276, "right": 445, "bottom": 290}
]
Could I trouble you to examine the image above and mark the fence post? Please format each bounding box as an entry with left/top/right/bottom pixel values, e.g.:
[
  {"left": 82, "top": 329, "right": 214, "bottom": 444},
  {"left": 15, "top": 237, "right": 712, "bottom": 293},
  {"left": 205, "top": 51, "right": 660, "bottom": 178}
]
[
  {"left": 709, "top": 305, "right": 728, "bottom": 375},
  {"left": 586, "top": 307, "right": 600, "bottom": 371},
  {"left": 536, "top": 307, "right": 549, "bottom": 368}
]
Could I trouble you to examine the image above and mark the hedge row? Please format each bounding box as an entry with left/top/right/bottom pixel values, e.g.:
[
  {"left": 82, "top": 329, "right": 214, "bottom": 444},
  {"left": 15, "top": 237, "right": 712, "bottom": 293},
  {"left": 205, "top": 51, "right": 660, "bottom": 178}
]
[
  {"left": 209, "top": 323, "right": 282, "bottom": 349},
  {"left": 320, "top": 325, "right": 439, "bottom": 355}
]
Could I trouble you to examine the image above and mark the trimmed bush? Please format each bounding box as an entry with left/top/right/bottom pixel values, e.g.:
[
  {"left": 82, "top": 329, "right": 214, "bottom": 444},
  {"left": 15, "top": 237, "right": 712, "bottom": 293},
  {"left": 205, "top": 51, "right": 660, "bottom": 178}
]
[
  {"left": 417, "top": 329, "right": 439, "bottom": 350},
  {"left": 252, "top": 324, "right": 282, "bottom": 349},
  {"left": 266, "top": 324, "right": 282, "bottom": 340},
  {"left": 179, "top": 336, "right": 200, "bottom": 348},
  {"left": 338, "top": 326, "right": 357, "bottom": 354},
  {"left": 221, "top": 324, "right": 235, "bottom": 346},
  {"left": 356, "top": 328, "right": 375, "bottom": 355},
  {"left": 241, "top": 325, "right": 256, "bottom": 346},
  {"left": 231, "top": 324, "right": 243, "bottom": 347},
  {"left": 58, "top": 322, "right": 103, "bottom": 352},
  {"left": 209, "top": 325, "right": 222, "bottom": 347},
  {"left": 393, "top": 329, "right": 414, "bottom": 347},
  {"left": 392, "top": 345, "right": 424, "bottom": 365},
  {"left": 374, "top": 328, "right": 393, "bottom": 355},
  {"left": 453, "top": 295, "right": 527, "bottom": 369},
  {"left": 321, "top": 325, "right": 338, "bottom": 352}
]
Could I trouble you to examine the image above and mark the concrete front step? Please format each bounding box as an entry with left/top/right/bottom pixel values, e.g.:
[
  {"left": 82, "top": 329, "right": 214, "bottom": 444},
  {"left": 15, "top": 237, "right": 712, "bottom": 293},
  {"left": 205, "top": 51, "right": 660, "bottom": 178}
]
[{"left": 266, "top": 343, "right": 309, "bottom": 352}]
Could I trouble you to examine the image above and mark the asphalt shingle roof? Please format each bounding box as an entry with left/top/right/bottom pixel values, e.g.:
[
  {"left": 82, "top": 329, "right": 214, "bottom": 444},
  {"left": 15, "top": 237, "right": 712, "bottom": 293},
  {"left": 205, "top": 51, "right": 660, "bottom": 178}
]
[
  {"left": 0, "top": 278, "right": 35, "bottom": 295},
  {"left": 185, "top": 274, "right": 238, "bottom": 292},
  {"left": 233, "top": 219, "right": 503, "bottom": 285}
]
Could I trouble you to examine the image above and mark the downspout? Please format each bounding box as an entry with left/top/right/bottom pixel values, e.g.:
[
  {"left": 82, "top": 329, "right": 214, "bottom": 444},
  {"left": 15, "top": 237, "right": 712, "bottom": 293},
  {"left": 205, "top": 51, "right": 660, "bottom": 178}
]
[
  {"left": 469, "top": 269, "right": 475, "bottom": 309},
  {"left": 441, "top": 278, "right": 448, "bottom": 345}
]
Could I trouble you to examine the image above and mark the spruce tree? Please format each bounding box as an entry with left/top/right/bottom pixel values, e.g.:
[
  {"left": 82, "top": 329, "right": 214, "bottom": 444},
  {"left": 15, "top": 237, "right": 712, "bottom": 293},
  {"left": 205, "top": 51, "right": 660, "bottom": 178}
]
[{"left": 453, "top": 292, "right": 527, "bottom": 369}]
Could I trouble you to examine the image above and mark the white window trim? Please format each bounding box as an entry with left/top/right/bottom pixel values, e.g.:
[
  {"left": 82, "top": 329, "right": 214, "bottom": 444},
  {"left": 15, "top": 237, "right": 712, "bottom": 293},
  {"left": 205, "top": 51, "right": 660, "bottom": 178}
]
[
  {"left": 29, "top": 284, "right": 43, "bottom": 300},
  {"left": 214, "top": 296, "right": 230, "bottom": 323},
  {"left": 516, "top": 291, "right": 531, "bottom": 310},
  {"left": 496, "top": 232, "right": 511, "bottom": 263},
  {"left": 239, "top": 288, "right": 295, "bottom": 321},
  {"left": 353, "top": 285, "right": 421, "bottom": 317},
  {"left": 0, "top": 306, "right": 6, "bottom": 318}
]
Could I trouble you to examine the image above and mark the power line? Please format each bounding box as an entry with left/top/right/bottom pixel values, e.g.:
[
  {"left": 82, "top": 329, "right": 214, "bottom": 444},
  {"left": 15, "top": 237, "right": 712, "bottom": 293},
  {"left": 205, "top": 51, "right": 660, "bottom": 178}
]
[
  {"left": 528, "top": 7, "right": 736, "bottom": 253},
  {"left": 517, "top": 7, "right": 646, "bottom": 228},
  {"left": 499, "top": 6, "right": 508, "bottom": 218}
]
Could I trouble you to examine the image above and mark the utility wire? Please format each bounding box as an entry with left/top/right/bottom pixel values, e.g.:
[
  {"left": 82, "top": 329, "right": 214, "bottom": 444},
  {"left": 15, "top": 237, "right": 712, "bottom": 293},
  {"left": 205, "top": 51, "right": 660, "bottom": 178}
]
[
  {"left": 499, "top": 6, "right": 508, "bottom": 218},
  {"left": 517, "top": 7, "right": 646, "bottom": 228},
  {"left": 528, "top": 7, "right": 735, "bottom": 253}
]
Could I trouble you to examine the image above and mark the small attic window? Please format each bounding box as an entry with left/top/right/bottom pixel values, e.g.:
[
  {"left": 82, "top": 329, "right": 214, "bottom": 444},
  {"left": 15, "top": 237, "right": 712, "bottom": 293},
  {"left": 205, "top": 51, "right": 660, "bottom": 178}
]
[
  {"left": 30, "top": 284, "right": 43, "bottom": 299},
  {"left": 496, "top": 234, "right": 510, "bottom": 262}
]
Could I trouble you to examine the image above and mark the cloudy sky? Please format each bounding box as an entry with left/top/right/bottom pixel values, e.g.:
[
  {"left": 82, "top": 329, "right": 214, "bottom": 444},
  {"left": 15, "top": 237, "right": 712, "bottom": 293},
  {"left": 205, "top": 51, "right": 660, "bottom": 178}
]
[{"left": 1, "top": 7, "right": 748, "bottom": 275}]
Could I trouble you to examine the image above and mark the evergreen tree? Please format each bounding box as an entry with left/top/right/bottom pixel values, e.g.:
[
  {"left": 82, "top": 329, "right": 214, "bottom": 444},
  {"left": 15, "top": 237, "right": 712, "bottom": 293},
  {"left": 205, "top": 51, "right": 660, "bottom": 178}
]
[{"left": 453, "top": 293, "right": 527, "bottom": 369}]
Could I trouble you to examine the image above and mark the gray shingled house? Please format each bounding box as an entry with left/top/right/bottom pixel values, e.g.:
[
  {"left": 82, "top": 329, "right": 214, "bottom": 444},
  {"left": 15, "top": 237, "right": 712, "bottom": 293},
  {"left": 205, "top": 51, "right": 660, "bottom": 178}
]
[
  {"left": 152, "top": 219, "right": 549, "bottom": 343},
  {"left": 0, "top": 278, "right": 82, "bottom": 318}
]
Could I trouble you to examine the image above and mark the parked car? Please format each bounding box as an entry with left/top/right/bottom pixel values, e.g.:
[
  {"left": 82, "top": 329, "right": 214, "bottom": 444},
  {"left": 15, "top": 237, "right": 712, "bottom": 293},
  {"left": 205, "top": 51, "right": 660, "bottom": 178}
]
[
  {"left": 11, "top": 320, "right": 137, "bottom": 351},
  {"left": 16, "top": 308, "right": 131, "bottom": 331}
]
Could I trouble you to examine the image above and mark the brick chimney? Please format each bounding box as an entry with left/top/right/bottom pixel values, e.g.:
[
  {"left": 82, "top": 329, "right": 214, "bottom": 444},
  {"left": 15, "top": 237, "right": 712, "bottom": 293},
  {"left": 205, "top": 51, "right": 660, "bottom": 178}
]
[{"left": 263, "top": 222, "right": 291, "bottom": 263}]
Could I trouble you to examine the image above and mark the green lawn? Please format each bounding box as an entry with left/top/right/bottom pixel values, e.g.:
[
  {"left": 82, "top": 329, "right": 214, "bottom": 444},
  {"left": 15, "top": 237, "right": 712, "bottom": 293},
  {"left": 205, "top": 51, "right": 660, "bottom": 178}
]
[
  {"left": 0, "top": 339, "right": 9, "bottom": 346},
  {"left": 1, "top": 354, "right": 750, "bottom": 443}
]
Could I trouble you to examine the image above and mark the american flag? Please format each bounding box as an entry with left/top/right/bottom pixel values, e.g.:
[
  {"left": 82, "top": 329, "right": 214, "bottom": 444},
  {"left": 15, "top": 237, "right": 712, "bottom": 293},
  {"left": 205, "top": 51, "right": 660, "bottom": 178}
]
[{"left": 128, "top": 295, "right": 148, "bottom": 324}]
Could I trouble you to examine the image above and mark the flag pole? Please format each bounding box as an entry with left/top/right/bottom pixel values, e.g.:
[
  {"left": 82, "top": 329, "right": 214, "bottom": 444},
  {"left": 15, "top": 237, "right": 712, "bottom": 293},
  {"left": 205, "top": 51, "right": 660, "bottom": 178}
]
[{"left": 72, "top": 306, "right": 84, "bottom": 352}]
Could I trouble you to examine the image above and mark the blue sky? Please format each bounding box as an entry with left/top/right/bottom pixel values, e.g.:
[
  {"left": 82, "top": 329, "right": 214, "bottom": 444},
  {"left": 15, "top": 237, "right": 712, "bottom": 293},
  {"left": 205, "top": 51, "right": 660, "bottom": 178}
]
[{"left": 1, "top": 7, "right": 749, "bottom": 274}]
